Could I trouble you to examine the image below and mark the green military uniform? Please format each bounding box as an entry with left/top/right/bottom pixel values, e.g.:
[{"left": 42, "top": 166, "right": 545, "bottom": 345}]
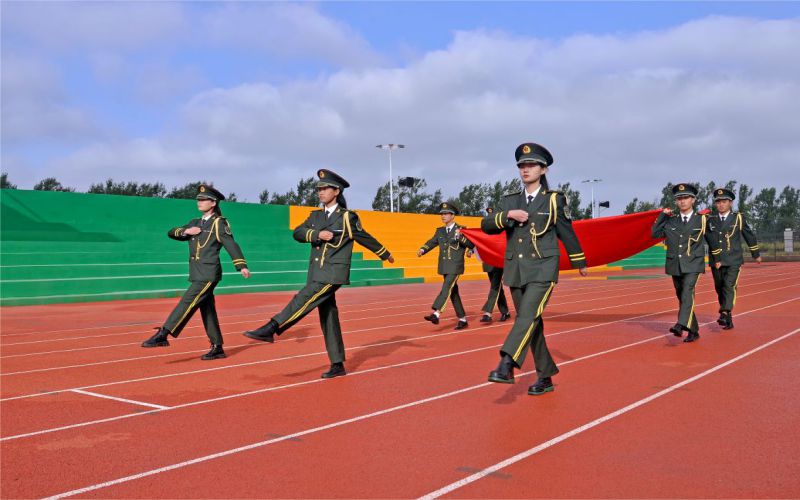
[
  {"left": 247, "top": 169, "right": 392, "bottom": 371},
  {"left": 419, "top": 203, "right": 475, "bottom": 320},
  {"left": 651, "top": 183, "right": 715, "bottom": 339},
  {"left": 483, "top": 143, "right": 586, "bottom": 386},
  {"left": 707, "top": 188, "right": 760, "bottom": 328},
  {"left": 160, "top": 185, "right": 247, "bottom": 345},
  {"left": 481, "top": 262, "right": 509, "bottom": 317}
]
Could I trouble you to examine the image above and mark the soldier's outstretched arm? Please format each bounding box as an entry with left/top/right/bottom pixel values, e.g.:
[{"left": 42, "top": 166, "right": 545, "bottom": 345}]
[
  {"left": 293, "top": 213, "right": 321, "bottom": 245},
  {"left": 554, "top": 193, "right": 587, "bottom": 269},
  {"left": 167, "top": 221, "right": 193, "bottom": 241},
  {"left": 419, "top": 231, "right": 438, "bottom": 256},
  {"left": 217, "top": 219, "right": 248, "bottom": 272},
  {"left": 348, "top": 212, "right": 393, "bottom": 262},
  {"left": 741, "top": 214, "right": 761, "bottom": 258},
  {"left": 651, "top": 211, "right": 670, "bottom": 239},
  {"left": 480, "top": 199, "right": 513, "bottom": 234}
]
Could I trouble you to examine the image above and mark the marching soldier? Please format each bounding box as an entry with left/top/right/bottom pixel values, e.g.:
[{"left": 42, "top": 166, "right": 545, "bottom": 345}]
[
  {"left": 707, "top": 187, "right": 761, "bottom": 330},
  {"left": 243, "top": 169, "right": 394, "bottom": 379},
  {"left": 651, "top": 183, "right": 715, "bottom": 343},
  {"left": 480, "top": 206, "right": 511, "bottom": 323},
  {"left": 142, "top": 185, "right": 251, "bottom": 360},
  {"left": 482, "top": 142, "right": 588, "bottom": 396},
  {"left": 418, "top": 202, "right": 475, "bottom": 330}
]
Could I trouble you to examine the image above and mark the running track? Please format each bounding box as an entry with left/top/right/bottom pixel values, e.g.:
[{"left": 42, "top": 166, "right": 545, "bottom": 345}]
[{"left": 1, "top": 263, "right": 798, "bottom": 498}]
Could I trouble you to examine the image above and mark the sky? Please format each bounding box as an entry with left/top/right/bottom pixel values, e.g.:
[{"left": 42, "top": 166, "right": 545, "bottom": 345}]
[{"left": 2, "top": 1, "right": 799, "bottom": 214}]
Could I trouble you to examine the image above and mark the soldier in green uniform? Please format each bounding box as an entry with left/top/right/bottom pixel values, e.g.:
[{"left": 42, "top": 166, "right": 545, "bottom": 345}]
[
  {"left": 418, "top": 202, "right": 475, "bottom": 330},
  {"left": 652, "top": 183, "right": 715, "bottom": 343},
  {"left": 479, "top": 207, "right": 511, "bottom": 323},
  {"left": 482, "top": 142, "right": 588, "bottom": 396},
  {"left": 142, "top": 185, "right": 250, "bottom": 360},
  {"left": 243, "top": 169, "right": 395, "bottom": 379},
  {"left": 707, "top": 187, "right": 761, "bottom": 330}
]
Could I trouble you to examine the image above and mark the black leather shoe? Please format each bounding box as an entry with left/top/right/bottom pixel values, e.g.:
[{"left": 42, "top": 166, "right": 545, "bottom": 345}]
[
  {"left": 142, "top": 327, "right": 170, "bottom": 347},
  {"left": 244, "top": 319, "right": 278, "bottom": 342},
  {"left": 201, "top": 344, "right": 226, "bottom": 360},
  {"left": 488, "top": 354, "right": 515, "bottom": 384},
  {"left": 684, "top": 331, "right": 700, "bottom": 343},
  {"left": 321, "top": 362, "right": 346, "bottom": 379},
  {"left": 479, "top": 315, "right": 492, "bottom": 323},
  {"left": 722, "top": 312, "right": 734, "bottom": 330},
  {"left": 455, "top": 319, "right": 468, "bottom": 330},
  {"left": 669, "top": 323, "right": 684, "bottom": 337},
  {"left": 424, "top": 313, "right": 440, "bottom": 325},
  {"left": 499, "top": 312, "right": 512, "bottom": 322},
  {"left": 717, "top": 313, "right": 727, "bottom": 326},
  {"left": 528, "top": 377, "right": 554, "bottom": 395}
]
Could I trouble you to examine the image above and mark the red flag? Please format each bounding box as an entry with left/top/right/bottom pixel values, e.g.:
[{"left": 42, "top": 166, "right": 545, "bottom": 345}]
[{"left": 462, "top": 210, "right": 664, "bottom": 269}]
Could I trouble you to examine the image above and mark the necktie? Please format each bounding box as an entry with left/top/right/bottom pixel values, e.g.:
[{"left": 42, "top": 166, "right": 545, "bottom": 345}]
[
  {"left": 527, "top": 195, "right": 533, "bottom": 205},
  {"left": 683, "top": 216, "right": 688, "bottom": 225},
  {"left": 326, "top": 210, "right": 332, "bottom": 219},
  {"left": 446, "top": 227, "right": 451, "bottom": 235},
  {"left": 721, "top": 216, "right": 726, "bottom": 223}
]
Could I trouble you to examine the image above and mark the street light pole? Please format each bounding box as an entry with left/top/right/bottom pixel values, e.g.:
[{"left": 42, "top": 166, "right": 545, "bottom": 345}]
[
  {"left": 376, "top": 144, "right": 405, "bottom": 212},
  {"left": 581, "top": 178, "right": 603, "bottom": 218}
]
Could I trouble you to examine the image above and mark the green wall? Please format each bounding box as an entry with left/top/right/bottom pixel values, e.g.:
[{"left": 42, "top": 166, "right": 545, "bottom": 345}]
[{"left": 0, "top": 189, "right": 420, "bottom": 306}]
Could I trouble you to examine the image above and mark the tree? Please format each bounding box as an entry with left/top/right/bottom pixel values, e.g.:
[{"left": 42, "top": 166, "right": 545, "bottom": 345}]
[
  {"left": 556, "top": 182, "right": 592, "bottom": 220},
  {"left": 737, "top": 183, "right": 753, "bottom": 218},
  {"left": 168, "top": 181, "right": 206, "bottom": 199},
  {"left": 623, "top": 198, "right": 658, "bottom": 214},
  {"left": 373, "top": 177, "right": 437, "bottom": 213},
  {"left": 456, "top": 183, "right": 490, "bottom": 216},
  {"left": 258, "top": 189, "right": 271, "bottom": 204},
  {"left": 776, "top": 185, "right": 800, "bottom": 231},
  {"left": 88, "top": 179, "right": 167, "bottom": 197},
  {"left": 1, "top": 172, "right": 17, "bottom": 189},
  {"left": 33, "top": 177, "right": 75, "bottom": 192},
  {"left": 267, "top": 177, "right": 318, "bottom": 206},
  {"left": 750, "top": 187, "right": 778, "bottom": 235}
]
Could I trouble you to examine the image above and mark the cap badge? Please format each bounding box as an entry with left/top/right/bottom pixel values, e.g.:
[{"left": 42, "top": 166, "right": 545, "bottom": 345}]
[
  {"left": 200, "top": 186, "right": 206, "bottom": 193},
  {"left": 678, "top": 185, "right": 685, "bottom": 191},
  {"left": 522, "top": 145, "right": 531, "bottom": 154},
  {"left": 717, "top": 189, "right": 723, "bottom": 195},
  {"left": 319, "top": 170, "right": 326, "bottom": 178}
]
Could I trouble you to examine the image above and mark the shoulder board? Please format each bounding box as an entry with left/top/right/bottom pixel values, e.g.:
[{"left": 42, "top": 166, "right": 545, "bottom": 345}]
[
  {"left": 548, "top": 190, "right": 563, "bottom": 196},
  {"left": 503, "top": 191, "right": 522, "bottom": 197}
]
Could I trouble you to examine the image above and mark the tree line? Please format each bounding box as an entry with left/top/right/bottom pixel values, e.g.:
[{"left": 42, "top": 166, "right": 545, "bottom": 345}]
[{"left": 2, "top": 172, "right": 796, "bottom": 235}]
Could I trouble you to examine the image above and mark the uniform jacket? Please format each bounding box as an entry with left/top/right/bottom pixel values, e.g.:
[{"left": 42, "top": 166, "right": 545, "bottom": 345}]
[
  {"left": 480, "top": 189, "right": 586, "bottom": 286},
  {"left": 707, "top": 212, "right": 760, "bottom": 267},
  {"left": 651, "top": 211, "right": 714, "bottom": 276},
  {"left": 419, "top": 224, "right": 475, "bottom": 276},
  {"left": 168, "top": 215, "right": 247, "bottom": 282},
  {"left": 293, "top": 207, "right": 392, "bottom": 285}
]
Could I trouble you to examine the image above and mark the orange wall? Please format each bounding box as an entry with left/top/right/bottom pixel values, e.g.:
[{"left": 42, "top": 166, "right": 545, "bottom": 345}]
[{"left": 289, "top": 206, "right": 487, "bottom": 282}]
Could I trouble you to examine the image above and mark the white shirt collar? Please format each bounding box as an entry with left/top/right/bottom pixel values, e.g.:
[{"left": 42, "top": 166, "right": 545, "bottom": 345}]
[
  {"left": 719, "top": 211, "right": 731, "bottom": 218},
  {"left": 445, "top": 222, "right": 456, "bottom": 231},
  {"left": 202, "top": 214, "right": 213, "bottom": 221},
  {"left": 524, "top": 185, "right": 541, "bottom": 199},
  {"left": 325, "top": 203, "right": 338, "bottom": 214},
  {"left": 680, "top": 210, "right": 693, "bottom": 219}
]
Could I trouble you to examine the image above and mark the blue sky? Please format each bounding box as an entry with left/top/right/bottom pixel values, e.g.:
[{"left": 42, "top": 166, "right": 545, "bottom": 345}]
[{"left": 2, "top": 1, "right": 799, "bottom": 212}]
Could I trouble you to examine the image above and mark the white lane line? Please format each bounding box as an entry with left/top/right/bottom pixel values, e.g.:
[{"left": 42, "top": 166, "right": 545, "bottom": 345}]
[
  {"left": 3, "top": 279, "right": 795, "bottom": 378},
  {"left": 4, "top": 296, "right": 796, "bottom": 442},
  {"left": 43, "top": 325, "right": 800, "bottom": 500},
  {"left": 1, "top": 276, "right": 670, "bottom": 341},
  {"left": 419, "top": 326, "right": 800, "bottom": 499},
  {"left": 36, "top": 334, "right": 670, "bottom": 500},
  {"left": 0, "top": 278, "right": 685, "bottom": 360},
  {"left": 70, "top": 389, "right": 171, "bottom": 410}
]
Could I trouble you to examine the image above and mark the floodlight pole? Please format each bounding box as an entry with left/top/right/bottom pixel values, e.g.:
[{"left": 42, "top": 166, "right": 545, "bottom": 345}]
[{"left": 376, "top": 144, "right": 405, "bottom": 212}]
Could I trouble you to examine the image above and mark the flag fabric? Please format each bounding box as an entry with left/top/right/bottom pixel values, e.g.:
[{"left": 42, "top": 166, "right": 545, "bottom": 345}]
[{"left": 461, "top": 209, "right": 664, "bottom": 270}]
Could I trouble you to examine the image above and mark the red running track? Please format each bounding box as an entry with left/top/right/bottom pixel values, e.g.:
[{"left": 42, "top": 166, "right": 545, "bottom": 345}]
[{"left": 1, "top": 263, "right": 798, "bottom": 498}]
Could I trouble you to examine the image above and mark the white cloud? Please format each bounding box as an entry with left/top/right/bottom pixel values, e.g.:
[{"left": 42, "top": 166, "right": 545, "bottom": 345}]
[
  {"left": 1, "top": 2, "right": 186, "bottom": 51},
  {"left": 197, "top": 3, "right": 384, "bottom": 68},
  {"left": 0, "top": 54, "right": 98, "bottom": 143},
  {"left": 27, "top": 16, "right": 800, "bottom": 208}
]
